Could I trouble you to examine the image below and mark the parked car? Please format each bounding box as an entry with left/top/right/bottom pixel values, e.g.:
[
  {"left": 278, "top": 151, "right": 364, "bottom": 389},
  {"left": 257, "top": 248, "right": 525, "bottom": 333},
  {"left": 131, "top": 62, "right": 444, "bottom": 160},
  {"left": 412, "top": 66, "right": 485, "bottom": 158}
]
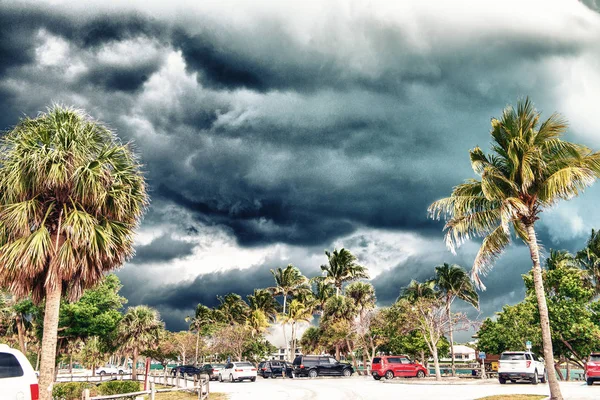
[
  {"left": 200, "top": 364, "right": 225, "bottom": 381},
  {"left": 219, "top": 361, "right": 257, "bottom": 382},
  {"left": 258, "top": 360, "right": 293, "bottom": 378},
  {"left": 95, "top": 365, "right": 128, "bottom": 375},
  {"left": 0, "top": 344, "right": 39, "bottom": 400},
  {"left": 585, "top": 353, "right": 600, "bottom": 386},
  {"left": 498, "top": 351, "right": 546, "bottom": 384},
  {"left": 371, "top": 355, "right": 428, "bottom": 380},
  {"left": 292, "top": 355, "right": 354, "bottom": 378},
  {"left": 171, "top": 365, "right": 202, "bottom": 377}
]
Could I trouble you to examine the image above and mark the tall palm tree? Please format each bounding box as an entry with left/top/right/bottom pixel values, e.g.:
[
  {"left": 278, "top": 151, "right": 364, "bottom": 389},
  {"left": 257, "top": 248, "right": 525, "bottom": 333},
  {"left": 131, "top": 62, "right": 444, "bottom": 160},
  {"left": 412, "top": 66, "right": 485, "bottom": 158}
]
[
  {"left": 310, "top": 277, "right": 335, "bottom": 315},
  {"left": 321, "top": 248, "right": 369, "bottom": 296},
  {"left": 321, "top": 295, "right": 357, "bottom": 361},
  {"left": 119, "top": 306, "right": 163, "bottom": 380},
  {"left": 434, "top": 263, "right": 479, "bottom": 377},
  {"left": 280, "top": 299, "right": 313, "bottom": 361},
  {"left": 186, "top": 304, "right": 216, "bottom": 365},
  {"left": 269, "top": 265, "right": 309, "bottom": 359},
  {"left": 398, "top": 279, "right": 437, "bottom": 302},
  {"left": 215, "top": 293, "right": 249, "bottom": 325},
  {"left": 345, "top": 282, "right": 376, "bottom": 375},
  {"left": 0, "top": 106, "right": 148, "bottom": 399},
  {"left": 428, "top": 98, "right": 600, "bottom": 400},
  {"left": 576, "top": 229, "right": 600, "bottom": 294}
]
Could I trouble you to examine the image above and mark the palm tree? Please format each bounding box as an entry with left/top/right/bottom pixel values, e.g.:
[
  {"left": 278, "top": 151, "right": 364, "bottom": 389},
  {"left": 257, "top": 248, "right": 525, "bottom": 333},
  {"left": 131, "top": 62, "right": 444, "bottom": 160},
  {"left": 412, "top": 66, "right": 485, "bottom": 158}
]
[
  {"left": 247, "top": 288, "right": 280, "bottom": 322},
  {"left": 310, "top": 277, "right": 335, "bottom": 315},
  {"left": 576, "top": 229, "right": 600, "bottom": 294},
  {"left": 186, "top": 304, "right": 217, "bottom": 365},
  {"left": 0, "top": 106, "right": 148, "bottom": 399},
  {"left": 434, "top": 263, "right": 479, "bottom": 377},
  {"left": 345, "top": 282, "right": 376, "bottom": 375},
  {"left": 428, "top": 98, "right": 600, "bottom": 400},
  {"left": 321, "top": 248, "right": 369, "bottom": 296},
  {"left": 321, "top": 295, "right": 357, "bottom": 361},
  {"left": 215, "top": 293, "right": 249, "bottom": 325},
  {"left": 280, "top": 299, "right": 313, "bottom": 361},
  {"left": 119, "top": 306, "right": 163, "bottom": 380},
  {"left": 269, "top": 265, "right": 309, "bottom": 359},
  {"left": 398, "top": 279, "right": 437, "bottom": 302}
]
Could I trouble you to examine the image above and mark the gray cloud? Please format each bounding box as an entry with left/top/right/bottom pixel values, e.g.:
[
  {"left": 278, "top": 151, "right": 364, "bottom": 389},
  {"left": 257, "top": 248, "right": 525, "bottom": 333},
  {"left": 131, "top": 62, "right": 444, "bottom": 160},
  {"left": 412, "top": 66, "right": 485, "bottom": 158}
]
[{"left": 2, "top": 1, "right": 600, "bottom": 330}]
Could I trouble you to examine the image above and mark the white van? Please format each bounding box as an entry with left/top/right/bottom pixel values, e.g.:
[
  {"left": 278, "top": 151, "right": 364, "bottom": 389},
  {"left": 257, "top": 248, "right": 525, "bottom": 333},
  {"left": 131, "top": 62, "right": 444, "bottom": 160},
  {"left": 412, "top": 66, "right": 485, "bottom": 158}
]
[{"left": 0, "top": 344, "right": 39, "bottom": 400}]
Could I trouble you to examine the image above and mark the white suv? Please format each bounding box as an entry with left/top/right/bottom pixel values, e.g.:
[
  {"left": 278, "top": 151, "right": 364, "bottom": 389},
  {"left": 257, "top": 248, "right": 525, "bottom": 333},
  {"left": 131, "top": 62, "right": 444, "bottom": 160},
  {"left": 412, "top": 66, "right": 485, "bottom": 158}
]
[
  {"left": 0, "top": 344, "right": 39, "bottom": 400},
  {"left": 498, "top": 351, "right": 546, "bottom": 384}
]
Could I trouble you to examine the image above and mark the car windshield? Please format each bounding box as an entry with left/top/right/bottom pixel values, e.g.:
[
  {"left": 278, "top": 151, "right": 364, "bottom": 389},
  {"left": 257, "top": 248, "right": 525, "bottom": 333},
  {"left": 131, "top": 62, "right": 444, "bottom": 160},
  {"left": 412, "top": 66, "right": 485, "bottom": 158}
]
[
  {"left": 590, "top": 355, "right": 600, "bottom": 362},
  {"left": 213, "top": 364, "right": 225, "bottom": 368},
  {"left": 500, "top": 353, "right": 525, "bottom": 360},
  {"left": 235, "top": 362, "right": 254, "bottom": 367}
]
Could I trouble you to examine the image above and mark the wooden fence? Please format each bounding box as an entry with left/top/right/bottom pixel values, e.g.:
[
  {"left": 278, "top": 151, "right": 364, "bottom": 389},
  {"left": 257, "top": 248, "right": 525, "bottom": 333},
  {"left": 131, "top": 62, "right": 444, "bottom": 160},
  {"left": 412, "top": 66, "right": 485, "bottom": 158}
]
[{"left": 82, "top": 381, "right": 209, "bottom": 400}]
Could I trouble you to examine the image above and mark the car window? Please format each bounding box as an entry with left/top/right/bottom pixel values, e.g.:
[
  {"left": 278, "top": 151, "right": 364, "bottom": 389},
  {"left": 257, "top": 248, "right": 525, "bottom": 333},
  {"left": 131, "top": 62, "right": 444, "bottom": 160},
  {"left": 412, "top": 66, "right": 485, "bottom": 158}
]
[
  {"left": 236, "top": 362, "right": 253, "bottom": 367},
  {"left": 531, "top": 354, "right": 539, "bottom": 361},
  {"left": 328, "top": 358, "right": 338, "bottom": 365},
  {"left": 271, "top": 361, "right": 281, "bottom": 367},
  {"left": 525, "top": 354, "right": 532, "bottom": 360},
  {"left": 591, "top": 355, "right": 600, "bottom": 362},
  {"left": 388, "top": 357, "right": 401, "bottom": 364},
  {"left": 304, "top": 358, "right": 318, "bottom": 366},
  {"left": 372, "top": 357, "right": 381, "bottom": 364},
  {"left": 226, "top": 363, "right": 233, "bottom": 369},
  {"left": 400, "top": 358, "right": 410, "bottom": 364},
  {"left": 213, "top": 364, "right": 224, "bottom": 368},
  {"left": 0, "top": 353, "right": 24, "bottom": 379},
  {"left": 500, "top": 353, "right": 525, "bottom": 361}
]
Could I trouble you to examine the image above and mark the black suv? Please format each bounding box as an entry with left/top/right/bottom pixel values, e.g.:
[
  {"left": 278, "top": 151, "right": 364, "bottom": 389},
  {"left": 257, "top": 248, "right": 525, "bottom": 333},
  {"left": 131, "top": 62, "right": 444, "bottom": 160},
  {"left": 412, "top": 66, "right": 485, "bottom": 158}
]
[
  {"left": 258, "top": 360, "right": 293, "bottom": 378},
  {"left": 171, "top": 365, "right": 202, "bottom": 377},
  {"left": 292, "top": 355, "right": 354, "bottom": 378}
]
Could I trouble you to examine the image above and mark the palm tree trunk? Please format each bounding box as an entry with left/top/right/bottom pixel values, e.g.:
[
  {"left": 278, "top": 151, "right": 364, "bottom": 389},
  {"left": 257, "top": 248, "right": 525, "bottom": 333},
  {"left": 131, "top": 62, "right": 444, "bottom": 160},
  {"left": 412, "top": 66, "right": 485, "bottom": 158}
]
[
  {"left": 446, "top": 299, "right": 456, "bottom": 377},
  {"left": 282, "top": 296, "right": 288, "bottom": 360},
  {"left": 38, "top": 282, "right": 62, "bottom": 400},
  {"left": 195, "top": 330, "right": 200, "bottom": 366},
  {"left": 525, "top": 223, "right": 563, "bottom": 400},
  {"left": 132, "top": 347, "right": 139, "bottom": 381},
  {"left": 290, "top": 323, "right": 296, "bottom": 361},
  {"left": 16, "top": 315, "right": 26, "bottom": 355},
  {"left": 335, "top": 344, "right": 340, "bottom": 361}
]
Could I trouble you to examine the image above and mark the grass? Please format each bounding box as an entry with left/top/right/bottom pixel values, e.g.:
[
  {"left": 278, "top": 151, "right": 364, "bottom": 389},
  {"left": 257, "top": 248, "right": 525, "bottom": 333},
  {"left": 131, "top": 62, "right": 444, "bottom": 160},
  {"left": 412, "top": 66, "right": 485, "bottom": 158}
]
[
  {"left": 138, "top": 384, "right": 228, "bottom": 400},
  {"left": 476, "top": 396, "right": 547, "bottom": 400}
]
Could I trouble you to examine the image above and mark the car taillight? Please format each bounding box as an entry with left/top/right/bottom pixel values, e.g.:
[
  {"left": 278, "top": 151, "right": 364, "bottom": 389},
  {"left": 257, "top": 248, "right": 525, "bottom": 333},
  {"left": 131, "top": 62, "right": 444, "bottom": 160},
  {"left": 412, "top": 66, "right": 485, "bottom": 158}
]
[
  {"left": 526, "top": 361, "right": 531, "bottom": 368},
  {"left": 261, "top": 368, "right": 266, "bottom": 371},
  {"left": 235, "top": 369, "right": 243, "bottom": 372},
  {"left": 300, "top": 364, "right": 304, "bottom": 369},
  {"left": 251, "top": 368, "right": 257, "bottom": 371},
  {"left": 30, "top": 383, "right": 39, "bottom": 400}
]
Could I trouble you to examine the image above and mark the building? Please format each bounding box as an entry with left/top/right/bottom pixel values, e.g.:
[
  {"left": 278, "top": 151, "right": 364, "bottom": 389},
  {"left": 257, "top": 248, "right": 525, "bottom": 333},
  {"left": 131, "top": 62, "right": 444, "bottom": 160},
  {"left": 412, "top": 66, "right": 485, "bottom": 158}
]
[
  {"left": 270, "top": 347, "right": 302, "bottom": 361},
  {"left": 445, "top": 345, "right": 477, "bottom": 361}
]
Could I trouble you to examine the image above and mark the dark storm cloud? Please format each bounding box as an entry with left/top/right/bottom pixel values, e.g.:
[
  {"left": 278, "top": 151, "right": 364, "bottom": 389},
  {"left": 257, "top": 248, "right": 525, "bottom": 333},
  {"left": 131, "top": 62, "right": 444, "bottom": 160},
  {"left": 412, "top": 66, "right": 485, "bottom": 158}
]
[
  {"left": 131, "top": 234, "right": 195, "bottom": 264},
  {"left": 2, "top": 0, "right": 600, "bottom": 329}
]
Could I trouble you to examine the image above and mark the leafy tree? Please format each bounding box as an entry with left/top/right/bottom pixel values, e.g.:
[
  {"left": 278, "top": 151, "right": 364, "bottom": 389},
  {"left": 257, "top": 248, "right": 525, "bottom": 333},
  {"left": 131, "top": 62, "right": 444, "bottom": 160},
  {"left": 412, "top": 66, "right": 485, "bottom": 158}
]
[
  {"left": 0, "top": 106, "right": 148, "bottom": 399},
  {"left": 299, "top": 326, "right": 323, "bottom": 354},
  {"left": 321, "top": 295, "right": 356, "bottom": 360},
  {"left": 320, "top": 248, "right": 369, "bottom": 297},
  {"left": 310, "top": 277, "right": 335, "bottom": 315},
  {"left": 345, "top": 282, "right": 376, "bottom": 374},
  {"left": 429, "top": 98, "right": 600, "bottom": 400},
  {"left": 246, "top": 309, "right": 270, "bottom": 338},
  {"left": 172, "top": 331, "right": 197, "bottom": 365},
  {"left": 215, "top": 293, "right": 250, "bottom": 325},
  {"left": 434, "top": 263, "right": 479, "bottom": 376},
  {"left": 119, "top": 306, "right": 163, "bottom": 380},
  {"left": 247, "top": 289, "right": 280, "bottom": 322},
  {"left": 142, "top": 331, "right": 178, "bottom": 374},
  {"left": 59, "top": 274, "right": 126, "bottom": 353},
  {"left": 242, "top": 338, "right": 276, "bottom": 364}
]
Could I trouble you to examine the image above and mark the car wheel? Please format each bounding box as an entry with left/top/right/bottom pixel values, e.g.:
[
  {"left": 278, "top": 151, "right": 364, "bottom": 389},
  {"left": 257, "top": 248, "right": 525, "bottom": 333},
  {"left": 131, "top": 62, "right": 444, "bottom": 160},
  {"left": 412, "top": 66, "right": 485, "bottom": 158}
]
[
  {"left": 229, "top": 374, "right": 235, "bottom": 383},
  {"left": 263, "top": 373, "right": 270, "bottom": 379},
  {"left": 219, "top": 374, "right": 223, "bottom": 382},
  {"left": 99, "top": 371, "right": 106, "bottom": 376},
  {"left": 498, "top": 377, "right": 506, "bottom": 384},
  {"left": 587, "top": 378, "right": 593, "bottom": 386},
  {"left": 308, "top": 369, "right": 318, "bottom": 378},
  {"left": 373, "top": 375, "right": 381, "bottom": 380},
  {"left": 532, "top": 371, "right": 538, "bottom": 385},
  {"left": 118, "top": 370, "right": 124, "bottom": 375},
  {"left": 540, "top": 372, "right": 547, "bottom": 383},
  {"left": 416, "top": 370, "right": 425, "bottom": 378},
  {"left": 343, "top": 369, "right": 352, "bottom": 377},
  {"left": 385, "top": 370, "right": 394, "bottom": 380},
  {"left": 251, "top": 377, "right": 256, "bottom": 382},
  {"left": 510, "top": 380, "right": 516, "bottom": 383}
]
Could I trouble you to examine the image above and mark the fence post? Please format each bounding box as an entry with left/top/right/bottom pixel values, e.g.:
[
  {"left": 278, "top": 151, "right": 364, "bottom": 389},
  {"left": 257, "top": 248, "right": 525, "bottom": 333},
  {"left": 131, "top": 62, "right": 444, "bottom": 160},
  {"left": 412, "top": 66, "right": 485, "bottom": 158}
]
[
  {"left": 82, "top": 388, "right": 90, "bottom": 400},
  {"left": 150, "top": 382, "right": 156, "bottom": 400}
]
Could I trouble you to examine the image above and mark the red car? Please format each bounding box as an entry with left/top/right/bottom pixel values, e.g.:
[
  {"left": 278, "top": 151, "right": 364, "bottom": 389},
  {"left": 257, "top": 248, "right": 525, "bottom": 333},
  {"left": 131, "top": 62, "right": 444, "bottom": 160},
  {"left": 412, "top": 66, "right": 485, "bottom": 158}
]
[
  {"left": 371, "top": 355, "right": 428, "bottom": 380},
  {"left": 585, "top": 353, "right": 600, "bottom": 386}
]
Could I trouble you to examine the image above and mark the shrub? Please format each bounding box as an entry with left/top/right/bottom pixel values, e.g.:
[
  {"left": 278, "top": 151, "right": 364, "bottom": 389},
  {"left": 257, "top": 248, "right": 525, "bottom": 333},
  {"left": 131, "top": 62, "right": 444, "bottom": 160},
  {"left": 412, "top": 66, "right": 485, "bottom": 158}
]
[
  {"left": 52, "top": 382, "right": 96, "bottom": 400},
  {"left": 97, "top": 381, "right": 141, "bottom": 399}
]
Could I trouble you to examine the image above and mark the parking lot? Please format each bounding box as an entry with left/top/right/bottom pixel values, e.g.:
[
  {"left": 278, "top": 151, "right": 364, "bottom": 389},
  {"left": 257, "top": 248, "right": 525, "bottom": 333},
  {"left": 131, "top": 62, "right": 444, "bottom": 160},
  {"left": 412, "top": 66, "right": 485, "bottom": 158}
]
[{"left": 210, "top": 376, "right": 598, "bottom": 400}]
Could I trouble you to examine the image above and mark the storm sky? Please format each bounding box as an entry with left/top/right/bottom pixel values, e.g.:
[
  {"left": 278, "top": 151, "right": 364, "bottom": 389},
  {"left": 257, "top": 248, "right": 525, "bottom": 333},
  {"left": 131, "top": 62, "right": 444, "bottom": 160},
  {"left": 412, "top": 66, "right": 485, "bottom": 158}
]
[{"left": 1, "top": 0, "right": 600, "bottom": 340}]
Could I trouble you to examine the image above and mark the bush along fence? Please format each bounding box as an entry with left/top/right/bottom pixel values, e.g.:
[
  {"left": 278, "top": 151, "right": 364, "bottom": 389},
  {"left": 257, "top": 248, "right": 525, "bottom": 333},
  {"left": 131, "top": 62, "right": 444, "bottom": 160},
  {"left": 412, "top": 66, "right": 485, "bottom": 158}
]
[{"left": 52, "top": 372, "right": 209, "bottom": 400}]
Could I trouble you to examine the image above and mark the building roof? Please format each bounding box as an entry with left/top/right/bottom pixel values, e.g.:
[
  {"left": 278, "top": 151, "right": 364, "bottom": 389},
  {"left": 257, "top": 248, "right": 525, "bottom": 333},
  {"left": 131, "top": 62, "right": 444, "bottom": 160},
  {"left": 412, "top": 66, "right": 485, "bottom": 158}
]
[{"left": 452, "top": 345, "right": 476, "bottom": 354}]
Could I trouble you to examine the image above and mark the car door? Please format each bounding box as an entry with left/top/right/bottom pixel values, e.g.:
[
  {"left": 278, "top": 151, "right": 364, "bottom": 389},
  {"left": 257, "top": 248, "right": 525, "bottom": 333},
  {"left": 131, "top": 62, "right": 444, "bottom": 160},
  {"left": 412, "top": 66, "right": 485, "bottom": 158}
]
[
  {"left": 328, "top": 357, "right": 343, "bottom": 376},
  {"left": 399, "top": 357, "right": 413, "bottom": 376},
  {"left": 223, "top": 363, "right": 233, "bottom": 379}
]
